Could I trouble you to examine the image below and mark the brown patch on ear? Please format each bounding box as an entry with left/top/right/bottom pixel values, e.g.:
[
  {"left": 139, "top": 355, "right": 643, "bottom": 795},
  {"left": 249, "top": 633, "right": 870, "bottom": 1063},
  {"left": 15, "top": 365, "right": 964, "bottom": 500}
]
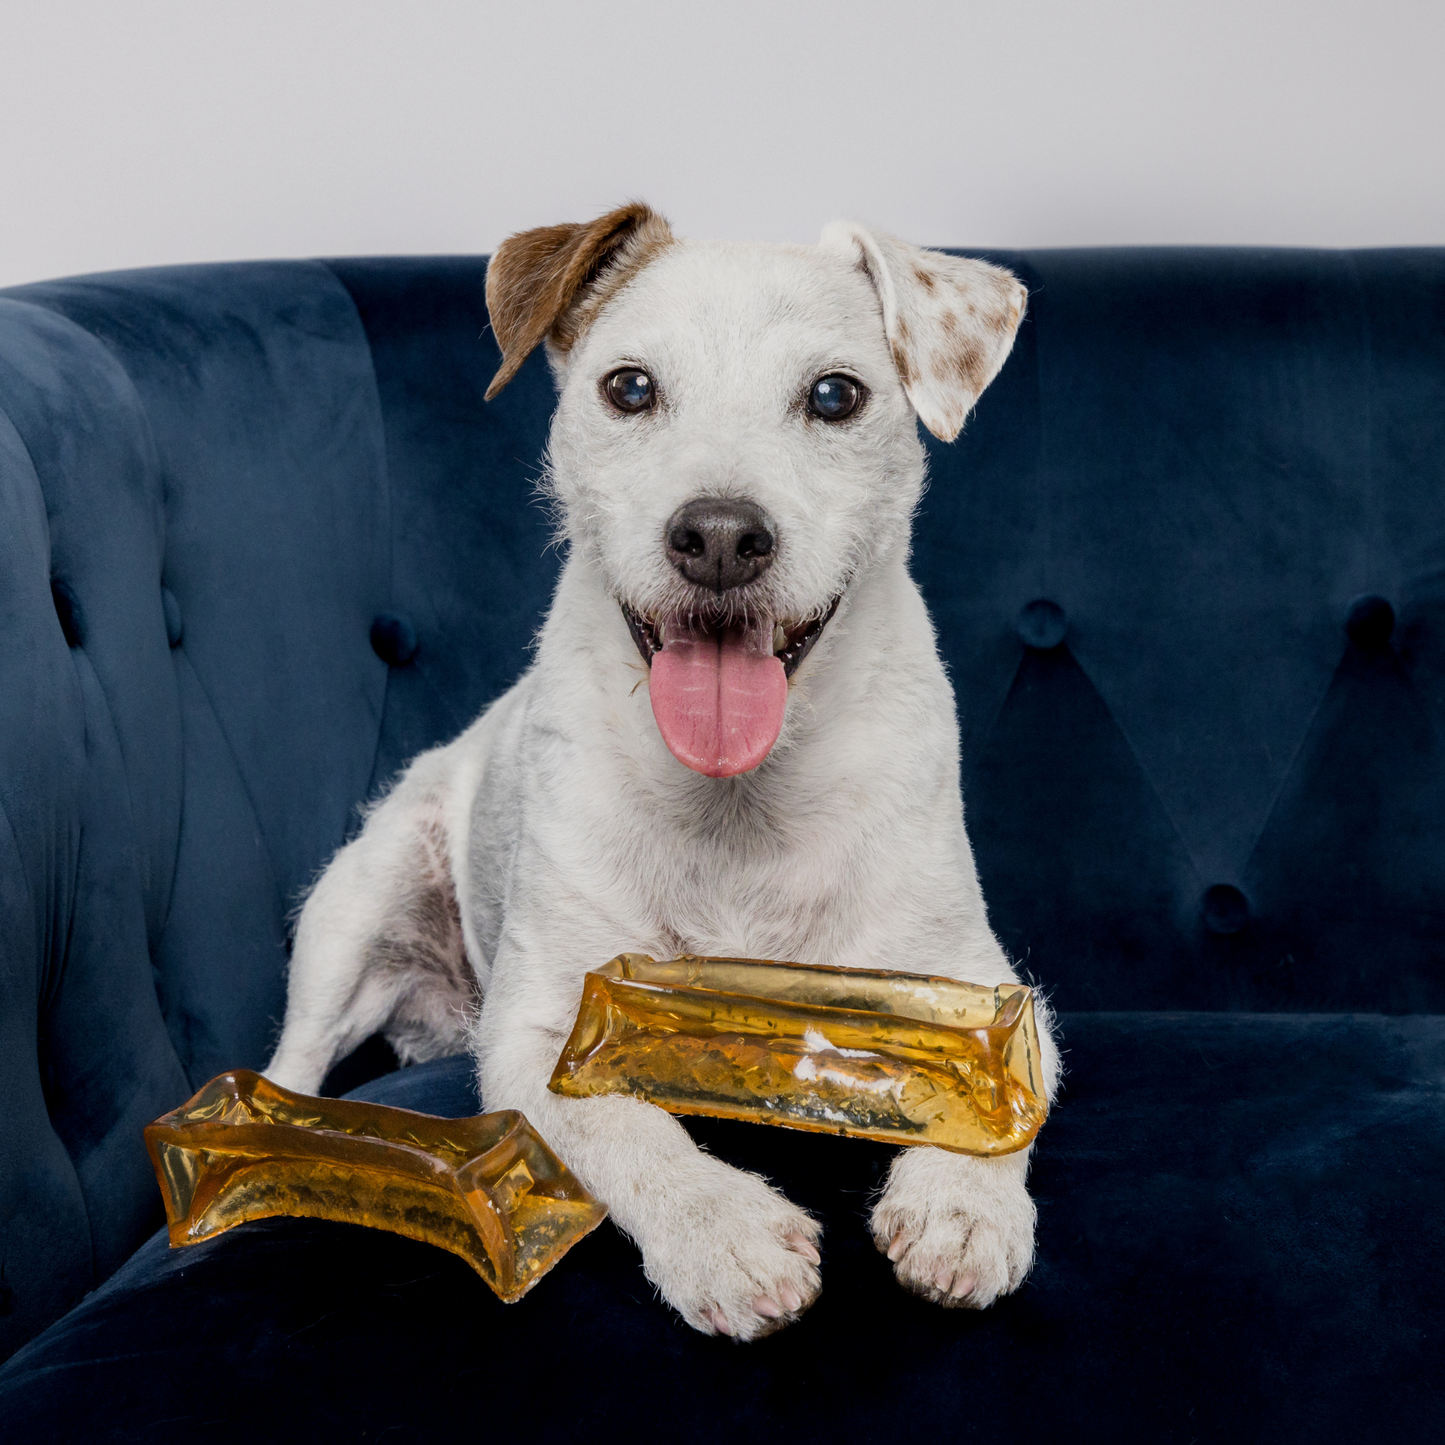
[
  {"left": 484, "top": 202, "right": 673, "bottom": 400},
  {"left": 891, "top": 340, "right": 915, "bottom": 388},
  {"left": 935, "top": 302, "right": 995, "bottom": 395},
  {"left": 936, "top": 348, "right": 988, "bottom": 400},
  {"left": 983, "top": 300, "right": 1013, "bottom": 338},
  {"left": 892, "top": 316, "right": 916, "bottom": 384}
]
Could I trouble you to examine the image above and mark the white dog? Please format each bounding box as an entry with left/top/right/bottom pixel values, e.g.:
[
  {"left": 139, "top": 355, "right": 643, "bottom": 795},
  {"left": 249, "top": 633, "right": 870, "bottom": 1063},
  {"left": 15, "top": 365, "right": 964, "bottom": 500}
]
[{"left": 267, "top": 203, "right": 1060, "bottom": 1340}]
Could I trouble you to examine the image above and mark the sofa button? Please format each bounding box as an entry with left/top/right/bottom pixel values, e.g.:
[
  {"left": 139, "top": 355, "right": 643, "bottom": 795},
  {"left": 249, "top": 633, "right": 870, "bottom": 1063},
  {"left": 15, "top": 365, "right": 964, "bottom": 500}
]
[
  {"left": 162, "top": 588, "right": 184, "bottom": 647},
  {"left": 1345, "top": 594, "right": 1394, "bottom": 650},
  {"left": 1202, "top": 884, "right": 1250, "bottom": 935},
  {"left": 1017, "top": 599, "right": 1067, "bottom": 650},
  {"left": 371, "top": 612, "right": 418, "bottom": 667}
]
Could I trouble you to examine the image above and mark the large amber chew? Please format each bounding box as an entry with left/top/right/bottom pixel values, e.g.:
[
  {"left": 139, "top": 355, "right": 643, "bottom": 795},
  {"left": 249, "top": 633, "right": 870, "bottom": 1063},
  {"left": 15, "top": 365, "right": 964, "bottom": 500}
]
[
  {"left": 549, "top": 955, "right": 1049, "bottom": 1156},
  {"left": 144, "top": 1070, "right": 607, "bottom": 1302}
]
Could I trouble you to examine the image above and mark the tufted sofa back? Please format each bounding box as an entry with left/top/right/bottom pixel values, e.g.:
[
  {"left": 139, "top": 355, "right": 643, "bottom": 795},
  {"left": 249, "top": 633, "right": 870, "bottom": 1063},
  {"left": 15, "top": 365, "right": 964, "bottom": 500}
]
[{"left": 2, "top": 248, "right": 1443, "bottom": 1358}]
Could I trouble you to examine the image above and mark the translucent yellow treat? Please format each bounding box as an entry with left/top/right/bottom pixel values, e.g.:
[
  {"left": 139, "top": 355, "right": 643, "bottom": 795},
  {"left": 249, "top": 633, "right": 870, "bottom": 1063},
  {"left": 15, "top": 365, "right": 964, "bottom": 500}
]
[
  {"left": 549, "top": 954, "right": 1048, "bottom": 1156},
  {"left": 144, "top": 1070, "right": 606, "bottom": 1302}
]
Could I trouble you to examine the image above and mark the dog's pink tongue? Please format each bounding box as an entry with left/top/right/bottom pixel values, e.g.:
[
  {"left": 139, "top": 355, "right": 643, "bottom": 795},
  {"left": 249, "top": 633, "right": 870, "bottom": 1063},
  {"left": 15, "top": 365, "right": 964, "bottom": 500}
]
[{"left": 649, "top": 618, "right": 787, "bottom": 777}]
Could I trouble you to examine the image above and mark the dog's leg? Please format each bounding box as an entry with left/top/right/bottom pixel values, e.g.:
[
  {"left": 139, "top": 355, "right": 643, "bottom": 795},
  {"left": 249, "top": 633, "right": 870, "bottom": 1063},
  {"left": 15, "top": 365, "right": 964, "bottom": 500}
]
[
  {"left": 474, "top": 984, "right": 822, "bottom": 1341},
  {"left": 267, "top": 777, "right": 475, "bottom": 1095},
  {"left": 869, "top": 928, "right": 1061, "bottom": 1308}
]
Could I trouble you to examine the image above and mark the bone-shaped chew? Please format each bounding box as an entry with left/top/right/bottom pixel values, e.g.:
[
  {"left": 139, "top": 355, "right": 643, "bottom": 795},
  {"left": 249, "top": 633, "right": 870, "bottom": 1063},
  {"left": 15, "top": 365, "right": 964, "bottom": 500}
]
[
  {"left": 550, "top": 954, "right": 1049, "bottom": 1156},
  {"left": 145, "top": 1070, "right": 606, "bottom": 1302}
]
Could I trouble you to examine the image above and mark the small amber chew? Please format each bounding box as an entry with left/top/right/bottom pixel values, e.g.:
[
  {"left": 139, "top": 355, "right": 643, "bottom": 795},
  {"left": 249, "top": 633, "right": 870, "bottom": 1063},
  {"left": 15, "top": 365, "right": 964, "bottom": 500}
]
[
  {"left": 549, "top": 954, "right": 1048, "bottom": 1156},
  {"left": 144, "top": 1070, "right": 606, "bottom": 1302}
]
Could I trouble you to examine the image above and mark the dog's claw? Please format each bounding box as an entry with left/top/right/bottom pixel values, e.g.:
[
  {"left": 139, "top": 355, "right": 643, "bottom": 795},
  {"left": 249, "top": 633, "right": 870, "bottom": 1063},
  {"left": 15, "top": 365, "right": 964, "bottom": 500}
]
[
  {"left": 950, "top": 1272, "right": 977, "bottom": 1299},
  {"left": 709, "top": 1308, "right": 734, "bottom": 1337},
  {"left": 787, "top": 1232, "right": 821, "bottom": 1264},
  {"left": 753, "top": 1296, "right": 782, "bottom": 1319},
  {"left": 934, "top": 1266, "right": 954, "bottom": 1293},
  {"left": 777, "top": 1281, "right": 803, "bottom": 1312},
  {"left": 887, "top": 1230, "right": 909, "bottom": 1262}
]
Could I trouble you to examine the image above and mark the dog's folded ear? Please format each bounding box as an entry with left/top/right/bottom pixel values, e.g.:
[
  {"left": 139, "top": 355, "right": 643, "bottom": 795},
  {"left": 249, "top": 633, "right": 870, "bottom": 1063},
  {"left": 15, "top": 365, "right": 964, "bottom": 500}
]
[
  {"left": 484, "top": 202, "right": 674, "bottom": 400},
  {"left": 820, "top": 223, "right": 1026, "bottom": 442}
]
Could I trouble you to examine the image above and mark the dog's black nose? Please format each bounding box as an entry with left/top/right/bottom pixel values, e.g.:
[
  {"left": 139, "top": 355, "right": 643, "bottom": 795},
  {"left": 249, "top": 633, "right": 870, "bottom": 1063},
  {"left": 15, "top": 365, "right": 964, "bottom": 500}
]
[{"left": 665, "top": 497, "right": 776, "bottom": 592}]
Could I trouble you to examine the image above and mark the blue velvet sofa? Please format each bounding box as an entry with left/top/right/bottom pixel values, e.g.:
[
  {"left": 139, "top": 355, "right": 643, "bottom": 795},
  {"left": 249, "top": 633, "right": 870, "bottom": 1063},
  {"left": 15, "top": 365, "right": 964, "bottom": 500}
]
[{"left": 1, "top": 248, "right": 1442, "bottom": 1441}]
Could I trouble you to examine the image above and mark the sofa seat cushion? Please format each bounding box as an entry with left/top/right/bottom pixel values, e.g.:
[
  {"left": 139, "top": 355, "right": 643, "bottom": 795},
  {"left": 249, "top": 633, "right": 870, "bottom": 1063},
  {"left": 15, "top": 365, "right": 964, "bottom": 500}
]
[{"left": 1, "top": 1012, "right": 1440, "bottom": 1441}]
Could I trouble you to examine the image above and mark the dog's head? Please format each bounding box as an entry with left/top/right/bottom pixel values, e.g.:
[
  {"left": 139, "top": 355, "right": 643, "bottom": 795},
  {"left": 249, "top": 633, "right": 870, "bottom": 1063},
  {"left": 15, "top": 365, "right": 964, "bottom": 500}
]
[{"left": 485, "top": 203, "right": 1025, "bottom": 778}]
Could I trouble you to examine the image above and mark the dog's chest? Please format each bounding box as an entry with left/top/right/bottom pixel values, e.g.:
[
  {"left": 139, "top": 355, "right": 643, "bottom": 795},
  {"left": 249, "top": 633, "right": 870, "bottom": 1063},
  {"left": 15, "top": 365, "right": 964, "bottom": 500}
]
[{"left": 621, "top": 805, "right": 891, "bottom": 965}]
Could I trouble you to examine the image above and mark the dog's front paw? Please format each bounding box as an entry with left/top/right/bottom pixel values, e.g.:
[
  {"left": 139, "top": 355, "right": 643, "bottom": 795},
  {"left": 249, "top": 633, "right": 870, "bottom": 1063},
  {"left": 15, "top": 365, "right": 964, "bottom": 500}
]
[
  {"left": 636, "top": 1156, "right": 821, "bottom": 1341},
  {"left": 870, "top": 1146, "right": 1036, "bottom": 1309}
]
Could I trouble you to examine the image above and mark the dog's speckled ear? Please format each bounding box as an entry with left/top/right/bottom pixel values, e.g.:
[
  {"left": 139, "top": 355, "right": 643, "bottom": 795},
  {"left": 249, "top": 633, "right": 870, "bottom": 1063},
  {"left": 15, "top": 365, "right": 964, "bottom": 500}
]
[
  {"left": 820, "top": 222, "right": 1026, "bottom": 442},
  {"left": 484, "top": 202, "right": 673, "bottom": 400}
]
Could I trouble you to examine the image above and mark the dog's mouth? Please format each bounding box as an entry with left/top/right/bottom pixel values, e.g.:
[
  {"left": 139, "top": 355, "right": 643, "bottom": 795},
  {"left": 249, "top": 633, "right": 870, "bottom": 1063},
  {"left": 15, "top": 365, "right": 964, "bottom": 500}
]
[
  {"left": 622, "top": 599, "right": 840, "bottom": 679},
  {"left": 621, "top": 597, "right": 841, "bottom": 778}
]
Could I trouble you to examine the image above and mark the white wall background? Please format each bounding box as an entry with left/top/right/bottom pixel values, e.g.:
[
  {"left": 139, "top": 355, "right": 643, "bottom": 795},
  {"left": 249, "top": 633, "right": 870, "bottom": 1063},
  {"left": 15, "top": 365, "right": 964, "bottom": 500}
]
[{"left": 3, "top": 0, "right": 1442, "bottom": 288}]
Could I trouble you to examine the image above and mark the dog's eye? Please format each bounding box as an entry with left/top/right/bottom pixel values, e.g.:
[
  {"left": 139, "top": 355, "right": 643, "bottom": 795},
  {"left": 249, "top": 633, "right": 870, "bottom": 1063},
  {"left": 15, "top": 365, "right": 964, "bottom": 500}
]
[
  {"left": 808, "top": 374, "right": 863, "bottom": 421},
  {"left": 604, "top": 368, "right": 656, "bottom": 414}
]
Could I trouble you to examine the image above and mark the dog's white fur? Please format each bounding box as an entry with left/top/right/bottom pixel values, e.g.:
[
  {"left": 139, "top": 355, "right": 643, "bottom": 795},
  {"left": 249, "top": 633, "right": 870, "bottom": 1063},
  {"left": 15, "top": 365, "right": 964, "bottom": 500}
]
[{"left": 268, "top": 210, "right": 1060, "bottom": 1340}]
